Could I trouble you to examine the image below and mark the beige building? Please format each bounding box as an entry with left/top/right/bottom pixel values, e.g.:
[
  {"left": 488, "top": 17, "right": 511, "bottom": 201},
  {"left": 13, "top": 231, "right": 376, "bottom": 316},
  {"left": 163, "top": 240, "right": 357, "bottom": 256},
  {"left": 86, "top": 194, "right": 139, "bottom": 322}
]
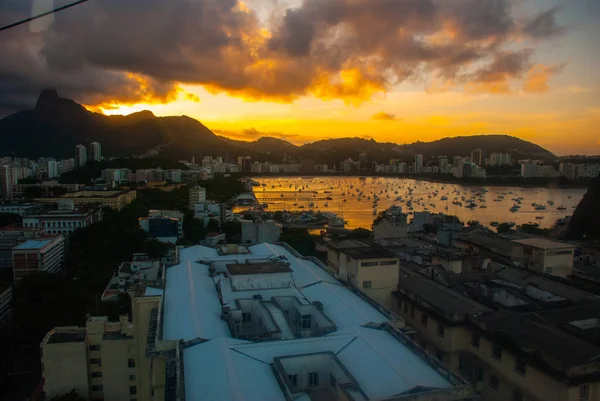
[
  {"left": 41, "top": 315, "right": 138, "bottom": 401},
  {"left": 511, "top": 238, "right": 576, "bottom": 278},
  {"left": 326, "top": 240, "right": 400, "bottom": 291},
  {"left": 396, "top": 276, "right": 600, "bottom": 401},
  {"left": 35, "top": 190, "right": 136, "bottom": 211}
]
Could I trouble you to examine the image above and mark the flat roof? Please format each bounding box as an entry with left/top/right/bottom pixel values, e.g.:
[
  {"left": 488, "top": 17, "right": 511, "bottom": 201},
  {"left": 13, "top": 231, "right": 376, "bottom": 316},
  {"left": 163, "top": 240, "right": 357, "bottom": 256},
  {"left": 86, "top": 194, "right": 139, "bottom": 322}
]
[
  {"left": 13, "top": 239, "right": 54, "bottom": 250},
  {"left": 163, "top": 243, "right": 462, "bottom": 401},
  {"left": 46, "top": 330, "right": 85, "bottom": 344},
  {"left": 339, "top": 246, "right": 398, "bottom": 260},
  {"left": 184, "top": 326, "right": 452, "bottom": 401},
  {"left": 226, "top": 261, "right": 292, "bottom": 275},
  {"left": 512, "top": 238, "right": 576, "bottom": 250},
  {"left": 398, "top": 276, "right": 491, "bottom": 321}
]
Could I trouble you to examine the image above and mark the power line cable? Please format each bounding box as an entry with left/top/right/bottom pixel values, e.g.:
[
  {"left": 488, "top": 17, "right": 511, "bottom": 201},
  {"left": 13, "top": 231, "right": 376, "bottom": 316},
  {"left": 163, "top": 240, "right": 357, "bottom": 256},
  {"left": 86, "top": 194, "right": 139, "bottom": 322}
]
[{"left": 0, "top": 0, "right": 91, "bottom": 33}]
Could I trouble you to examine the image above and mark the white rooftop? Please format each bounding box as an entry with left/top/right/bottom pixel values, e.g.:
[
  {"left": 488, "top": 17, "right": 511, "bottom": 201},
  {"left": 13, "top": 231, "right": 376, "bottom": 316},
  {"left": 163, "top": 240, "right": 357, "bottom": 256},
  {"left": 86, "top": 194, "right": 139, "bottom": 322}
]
[
  {"left": 184, "top": 327, "right": 452, "bottom": 401},
  {"left": 162, "top": 243, "right": 457, "bottom": 400}
]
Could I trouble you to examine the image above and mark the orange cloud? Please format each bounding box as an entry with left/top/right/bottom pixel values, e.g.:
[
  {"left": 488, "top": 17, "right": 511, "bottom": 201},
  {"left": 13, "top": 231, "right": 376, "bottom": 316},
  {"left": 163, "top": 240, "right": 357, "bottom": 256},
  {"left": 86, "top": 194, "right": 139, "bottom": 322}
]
[
  {"left": 465, "top": 80, "right": 511, "bottom": 94},
  {"left": 308, "top": 68, "right": 386, "bottom": 105},
  {"left": 372, "top": 112, "right": 397, "bottom": 121},
  {"left": 523, "top": 64, "right": 564, "bottom": 93}
]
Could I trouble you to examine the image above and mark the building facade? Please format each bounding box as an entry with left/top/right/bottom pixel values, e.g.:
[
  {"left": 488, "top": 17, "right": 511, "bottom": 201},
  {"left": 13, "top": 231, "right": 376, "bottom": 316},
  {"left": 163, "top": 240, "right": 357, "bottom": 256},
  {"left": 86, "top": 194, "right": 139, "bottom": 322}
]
[
  {"left": 41, "top": 315, "right": 137, "bottom": 401},
  {"left": 12, "top": 236, "right": 65, "bottom": 282},
  {"left": 75, "top": 145, "right": 88, "bottom": 167},
  {"left": 511, "top": 238, "right": 576, "bottom": 278},
  {"left": 34, "top": 190, "right": 137, "bottom": 211},
  {"left": 89, "top": 142, "right": 102, "bottom": 162},
  {"left": 188, "top": 184, "right": 206, "bottom": 210},
  {"left": 241, "top": 220, "right": 282, "bottom": 244}
]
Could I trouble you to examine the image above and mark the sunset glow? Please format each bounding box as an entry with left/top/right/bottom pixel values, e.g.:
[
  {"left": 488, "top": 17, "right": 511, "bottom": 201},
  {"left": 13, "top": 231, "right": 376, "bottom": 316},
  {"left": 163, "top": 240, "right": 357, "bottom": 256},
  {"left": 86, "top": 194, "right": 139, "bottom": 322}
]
[{"left": 3, "top": 0, "right": 600, "bottom": 155}]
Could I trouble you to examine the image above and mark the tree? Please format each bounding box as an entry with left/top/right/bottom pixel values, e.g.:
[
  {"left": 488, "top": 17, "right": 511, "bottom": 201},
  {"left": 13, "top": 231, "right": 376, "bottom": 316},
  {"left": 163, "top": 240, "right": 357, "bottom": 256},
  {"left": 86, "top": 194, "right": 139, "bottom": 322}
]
[
  {"left": 221, "top": 221, "right": 242, "bottom": 242},
  {"left": 0, "top": 212, "right": 21, "bottom": 228},
  {"left": 183, "top": 212, "right": 206, "bottom": 243},
  {"left": 467, "top": 220, "right": 480, "bottom": 227},
  {"left": 206, "top": 218, "right": 220, "bottom": 232},
  {"left": 496, "top": 223, "right": 514, "bottom": 234},
  {"left": 143, "top": 239, "right": 168, "bottom": 258},
  {"left": 280, "top": 228, "right": 324, "bottom": 259},
  {"left": 272, "top": 211, "right": 284, "bottom": 222},
  {"left": 351, "top": 228, "right": 372, "bottom": 239}
]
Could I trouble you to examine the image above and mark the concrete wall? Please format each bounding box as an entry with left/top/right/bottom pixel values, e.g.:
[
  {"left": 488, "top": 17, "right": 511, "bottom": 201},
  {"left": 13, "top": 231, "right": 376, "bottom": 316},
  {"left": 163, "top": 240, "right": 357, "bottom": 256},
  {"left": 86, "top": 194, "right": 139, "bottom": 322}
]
[
  {"left": 354, "top": 258, "right": 400, "bottom": 291},
  {"left": 132, "top": 296, "right": 162, "bottom": 401},
  {"left": 101, "top": 338, "right": 137, "bottom": 401},
  {"left": 43, "top": 341, "right": 90, "bottom": 400}
]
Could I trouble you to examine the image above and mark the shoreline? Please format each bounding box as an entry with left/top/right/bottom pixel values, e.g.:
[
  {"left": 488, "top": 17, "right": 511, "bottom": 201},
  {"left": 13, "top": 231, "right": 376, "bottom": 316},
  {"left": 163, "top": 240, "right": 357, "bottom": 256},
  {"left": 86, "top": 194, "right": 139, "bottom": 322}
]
[{"left": 243, "top": 172, "right": 591, "bottom": 189}]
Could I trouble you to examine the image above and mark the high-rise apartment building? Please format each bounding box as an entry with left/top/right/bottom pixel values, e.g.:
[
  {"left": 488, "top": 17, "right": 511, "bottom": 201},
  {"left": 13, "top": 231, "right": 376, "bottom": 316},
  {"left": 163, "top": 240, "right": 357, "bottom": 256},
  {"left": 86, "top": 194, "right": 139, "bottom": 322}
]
[
  {"left": 489, "top": 153, "right": 512, "bottom": 166},
  {"left": 358, "top": 152, "right": 368, "bottom": 172},
  {"left": 470, "top": 149, "right": 486, "bottom": 166},
  {"left": 188, "top": 184, "right": 206, "bottom": 210},
  {"left": 89, "top": 142, "right": 102, "bottom": 162},
  {"left": 414, "top": 154, "right": 424, "bottom": 174},
  {"left": 0, "top": 165, "right": 17, "bottom": 199},
  {"left": 439, "top": 157, "right": 449, "bottom": 171},
  {"left": 75, "top": 145, "right": 87, "bottom": 167},
  {"left": 47, "top": 160, "right": 59, "bottom": 178}
]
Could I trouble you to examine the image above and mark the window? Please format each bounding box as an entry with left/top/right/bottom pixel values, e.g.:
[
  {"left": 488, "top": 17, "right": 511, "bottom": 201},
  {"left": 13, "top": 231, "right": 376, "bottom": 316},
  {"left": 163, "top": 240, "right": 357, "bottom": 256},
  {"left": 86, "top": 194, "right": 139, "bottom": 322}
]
[
  {"left": 492, "top": 344, "right": 502, "bottom": 361},
  {"left": 362, "top": 280, "right": 372, "bottom": 288},
  {"left": 129, "top": 374, "right": 136, "bottom": 381},
  {"left": 330, "top": 374, "right": 337, "bottom": 388},
  {"left": 308, "top": 372, "right": 319, "bottom": 387},
  {"left": 90, "top": 358, "right": 102, "bottom": 365},
  {"left": 580, "top": 384, "right": 589, "bottom": 400},
  {"left": 91, "top": 385, "right": 103, "bottom": 391},
  {"left": 512, "top": 390, "right": 523, "bottom": 401},
  {"left": 515, "top": 356, "right": 526, "bottom": 375},
  {"left": 89, "top": 344, "right": 101, "bottom": 351},
  {"left": 379, "top": 260, "right": 397, "bottom": 266},
  {"left": 129, "top": 386, "right": 137, "bottom": 395},
  {"left": 288, "top": 374, "right": 298, "bottom": 387},
  {"left": 361, "top": 261, "right": 378, "bottom": 267},
  {"left": 471, "top": 333, "right": 480, "bottom": 349},
  {"left": 128, "top": 359, "right": 136, "bottom": 368},
  {"left": 421, "top": 313, "right": 428, "bottom": 327},
  {"left": 301, "top": 314, "right": 312, "bottom": 329},
  {"left": 91, "top": 372, "right": 102, "bottom": 378},
  {"left": 346, "top": 255, "right": 351, "bottom": 263},
  {"left": 437, "top": 323, "right": 445, "bottom": 338},
  {"left": 242, "top": 312, "right": 252, "bottom": 323},
  {"left": 436, "top": 350, "right": 444, "bottom": 361},
  {"left": 489, "top": 374, "right": 499, "bottom": 390}
]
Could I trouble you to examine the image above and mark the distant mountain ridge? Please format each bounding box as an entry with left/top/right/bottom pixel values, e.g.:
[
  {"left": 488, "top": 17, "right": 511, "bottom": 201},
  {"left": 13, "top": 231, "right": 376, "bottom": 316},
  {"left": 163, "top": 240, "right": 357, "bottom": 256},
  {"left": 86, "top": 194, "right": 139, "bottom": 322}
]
[{"left": 0, "top": 90, "right": 556, "bottom": 163}]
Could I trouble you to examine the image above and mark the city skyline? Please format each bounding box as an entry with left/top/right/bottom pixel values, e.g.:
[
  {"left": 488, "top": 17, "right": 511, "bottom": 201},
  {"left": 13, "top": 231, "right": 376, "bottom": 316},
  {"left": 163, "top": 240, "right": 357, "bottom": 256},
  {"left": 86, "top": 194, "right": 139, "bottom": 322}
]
[{"left": 1, "top": 0, "right": 599, "bottom": 156}]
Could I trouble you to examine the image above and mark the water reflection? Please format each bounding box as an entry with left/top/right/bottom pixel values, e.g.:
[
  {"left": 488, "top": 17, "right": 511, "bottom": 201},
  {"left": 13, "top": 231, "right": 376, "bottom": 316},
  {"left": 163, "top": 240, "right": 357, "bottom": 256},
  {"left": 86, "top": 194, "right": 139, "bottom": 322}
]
[{"left": 236, "top": 177, "right": 585, "bottom": 230}]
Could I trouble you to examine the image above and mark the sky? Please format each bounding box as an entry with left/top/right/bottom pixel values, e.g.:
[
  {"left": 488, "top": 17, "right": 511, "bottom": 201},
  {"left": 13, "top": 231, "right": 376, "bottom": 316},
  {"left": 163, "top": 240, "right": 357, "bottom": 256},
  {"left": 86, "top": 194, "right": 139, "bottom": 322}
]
[{"left": 1, "top": 0, "right": 599, "bottom": 155}]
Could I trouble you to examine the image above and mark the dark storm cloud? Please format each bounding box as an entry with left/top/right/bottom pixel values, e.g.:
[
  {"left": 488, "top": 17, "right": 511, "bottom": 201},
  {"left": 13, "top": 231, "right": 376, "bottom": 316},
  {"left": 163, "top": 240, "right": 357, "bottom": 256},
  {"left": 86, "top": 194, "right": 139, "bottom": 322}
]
[
  {"left": 522, "top": 7, "right": 565, "bottom": 39},
  {"left": 0, "top": 0, "right": 567, "bottom": 115},
  {"left": 469, "top": 49, "right": 535, "bottom": 83}
]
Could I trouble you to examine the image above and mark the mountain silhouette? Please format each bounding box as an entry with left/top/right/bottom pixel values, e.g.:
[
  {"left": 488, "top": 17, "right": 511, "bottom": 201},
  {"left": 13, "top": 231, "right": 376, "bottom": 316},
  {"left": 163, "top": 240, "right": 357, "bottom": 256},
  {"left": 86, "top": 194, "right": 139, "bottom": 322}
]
[{"left": 0, "top": 90, "right": 556, "bottom": 163}]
